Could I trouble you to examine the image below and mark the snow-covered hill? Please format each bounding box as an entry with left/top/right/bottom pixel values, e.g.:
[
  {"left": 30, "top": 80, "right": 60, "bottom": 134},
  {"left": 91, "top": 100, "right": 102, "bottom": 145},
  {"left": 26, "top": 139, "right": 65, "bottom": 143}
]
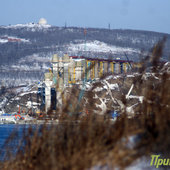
[
  {"left": 68, "top": 40, "right": 139, "bottom": 54},
  {"left": 1, "top": 23, "right": 51, "bottom": 31}
]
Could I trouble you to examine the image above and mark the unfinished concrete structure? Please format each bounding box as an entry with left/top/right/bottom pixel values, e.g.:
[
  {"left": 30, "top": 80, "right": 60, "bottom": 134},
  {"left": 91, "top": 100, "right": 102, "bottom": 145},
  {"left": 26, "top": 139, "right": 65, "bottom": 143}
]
[{"left": 44, "top": 54, "right": 132, "bottom": 112}]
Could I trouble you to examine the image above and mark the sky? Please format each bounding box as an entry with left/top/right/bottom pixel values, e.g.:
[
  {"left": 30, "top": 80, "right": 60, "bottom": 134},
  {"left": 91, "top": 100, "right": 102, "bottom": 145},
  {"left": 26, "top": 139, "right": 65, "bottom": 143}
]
[{"left": 0, "top": 0, "right": 170, "bottom": 34}]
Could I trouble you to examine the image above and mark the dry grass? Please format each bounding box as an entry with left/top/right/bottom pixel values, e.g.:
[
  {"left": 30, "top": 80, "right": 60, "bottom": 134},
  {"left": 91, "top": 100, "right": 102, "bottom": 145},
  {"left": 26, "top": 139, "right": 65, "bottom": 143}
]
[{"left": 0, "top": 39, "right": 170, "bottom": 170}]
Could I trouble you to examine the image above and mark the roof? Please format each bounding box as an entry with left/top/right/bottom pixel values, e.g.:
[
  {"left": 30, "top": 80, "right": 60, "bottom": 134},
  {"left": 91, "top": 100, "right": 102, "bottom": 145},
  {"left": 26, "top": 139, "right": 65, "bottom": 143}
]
[{"left": 69, "top": 56, "right": 133, "bottom": 63}]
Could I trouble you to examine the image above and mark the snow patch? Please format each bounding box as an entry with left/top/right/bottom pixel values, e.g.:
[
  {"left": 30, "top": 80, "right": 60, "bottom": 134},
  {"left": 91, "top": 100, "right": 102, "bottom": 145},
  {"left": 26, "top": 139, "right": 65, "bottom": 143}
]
[
  {"left": 128, "top": 95, "right": 144, "bottom": 103},
  {"left": 2, "top": 23, "right": 51, "bottom": 30},
  {"left": 0, "top": 36, "right": 29, "bottom": 43},
  {"left": 0, "top": 39, "right": 8, "bottom": 43},
  {"left": 127, "top": 75, "right": 135, "bottom": 78},
  {"left": 14, "top": 97, "right": 20, "bottom": 101},
  {"left": 68, "top": 40, "right": 139, "bottom": 54},
  {"left": 19, "top": 91, "right": 37, "bottom": 97},
  {"left": 26, "top": 101, "right": 40, "bottom": 108},
  {"left": 95, "top": 98, "right": 107, "bottom": 115},
  {"left": 103, "top": 82, "right": 119, "bottom": 91}
]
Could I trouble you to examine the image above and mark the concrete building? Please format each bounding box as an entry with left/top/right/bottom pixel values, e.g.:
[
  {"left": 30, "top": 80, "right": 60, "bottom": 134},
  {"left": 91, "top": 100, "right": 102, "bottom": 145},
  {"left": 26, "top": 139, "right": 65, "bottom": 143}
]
[
  {"left": 44, "top": 72, "right": 53, "bottom": 112},
  {"left": 44, "top": 54, "right": 133, "bottom": 112}
]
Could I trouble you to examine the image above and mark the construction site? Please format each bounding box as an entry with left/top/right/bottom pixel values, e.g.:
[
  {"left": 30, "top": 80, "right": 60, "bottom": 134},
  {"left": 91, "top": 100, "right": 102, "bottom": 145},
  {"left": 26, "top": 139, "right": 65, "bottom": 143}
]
[{"left": 40, "top": 54, "right": 138, "bottom": 113}]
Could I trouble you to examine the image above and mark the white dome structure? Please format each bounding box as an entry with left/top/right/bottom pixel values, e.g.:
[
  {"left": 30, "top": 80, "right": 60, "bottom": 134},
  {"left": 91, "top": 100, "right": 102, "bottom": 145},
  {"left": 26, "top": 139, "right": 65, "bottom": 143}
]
[{"left": 38, "top": 18, "right": 47, "bottom": 25}]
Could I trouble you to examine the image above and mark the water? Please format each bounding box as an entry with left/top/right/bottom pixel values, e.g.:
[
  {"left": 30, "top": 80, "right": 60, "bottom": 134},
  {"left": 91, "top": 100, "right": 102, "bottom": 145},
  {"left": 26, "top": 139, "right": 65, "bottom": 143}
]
[
  {"left": 0, "top": 124, "right": 53, "bottom": 161},
  {"left": 0, "top": 124, "right": 33, "bottom": 161}
]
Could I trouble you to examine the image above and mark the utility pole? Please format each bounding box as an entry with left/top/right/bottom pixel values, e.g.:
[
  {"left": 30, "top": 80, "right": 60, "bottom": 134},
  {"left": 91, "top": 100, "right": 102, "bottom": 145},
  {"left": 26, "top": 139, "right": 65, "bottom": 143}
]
[
  {"left": 108, "top": 23, "right": 111, "bottom": 30},
  {"left": 64, "top": 21, "right": 67, "bottom": 28}
]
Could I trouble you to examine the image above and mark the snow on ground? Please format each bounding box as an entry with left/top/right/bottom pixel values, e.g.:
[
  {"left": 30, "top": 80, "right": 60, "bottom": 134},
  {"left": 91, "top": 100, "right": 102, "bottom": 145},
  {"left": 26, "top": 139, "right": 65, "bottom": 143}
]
[
  {"left": 95, "top": 98, "right": 107, "bottom": 115},
  {"left": 128, "top": 95, "right": 144, "bottom": 103},
  {"left": 14, "top": 97, "right": 20, "bottom": 101},
  {"left": 18, "top": 54, "right": 51, "bottom": 64},
  {"left": 93, "top": 83, "right": 119, "bottom": 92},
  {"left": 15, "top": 86, "right": 31, "bottom": 94},
  {"left": 105, "top": 75, "right": 121, "bottom": 80},
  {"left": 0, "top": 36, "right": 30, "bottom": 43},
  {"left": 125, "top": 156, "right": 158, "bottom": 170},
  {"left": 68, "top": 40, "right": 139, "bottom": 54},
  {"left": 10, "top": 64, "right": 43, "bottom": 71},
  {"left": 10, "top": 65, "right": 33, "bottom": 71},
  {"left": 19, "top": 90, "right": 37, "bottom": 97},
  {"left": 0, "top": 98, "right": 7, "bottom": 109},
  {"left": 1, "top": 53, "right": 51, "bottom": 72},
  {"left": 26, "top": 101, "right": 40, "bottom": 108},
  {"left": 142, "top": 73, "right": 160, "bottom": 80},
  {"left": 93, "top": 87, "right": 103, "bottom": 92},
  {"left": 1, "top": 23, "right": 51, "bottom": 30},
  {"left": 126, "top": 103, "right": 139, "bottom": 115},
  {"left": 127, "top": 75, "right": 135, "bottom": 78},
  {"left": 103, "top": 82, "right": 119, "bottom": 91},
  {"left": 84, "top": 82, "right": 92, "bottom": 90},
  {"left": 84, "top": 75, "right": 121, "bottom": 92},
  {"left": 0, "top": 110, "right": 4, "bottom": 115},
  {"left": 0, "top": 39, "right": 8, "bottom": 43}
]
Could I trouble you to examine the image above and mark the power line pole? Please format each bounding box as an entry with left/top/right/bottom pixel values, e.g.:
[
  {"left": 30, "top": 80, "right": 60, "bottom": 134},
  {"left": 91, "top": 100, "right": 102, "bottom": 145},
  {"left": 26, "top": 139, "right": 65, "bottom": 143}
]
[{"left": 108, "top": 23, "right": 111, "bottom": 30}]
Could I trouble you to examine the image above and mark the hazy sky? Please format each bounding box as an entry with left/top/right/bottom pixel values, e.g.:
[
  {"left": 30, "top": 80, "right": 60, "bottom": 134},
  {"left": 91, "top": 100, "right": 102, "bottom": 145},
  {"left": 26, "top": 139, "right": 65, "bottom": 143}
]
[{"left": 0, "top": 0, "right": 170, "bottom": 34}]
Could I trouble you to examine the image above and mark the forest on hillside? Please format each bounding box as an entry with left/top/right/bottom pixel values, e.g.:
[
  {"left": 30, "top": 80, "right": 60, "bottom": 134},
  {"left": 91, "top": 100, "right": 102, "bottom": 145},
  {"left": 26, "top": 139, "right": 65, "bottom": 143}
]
[{"left": 0, "top": 26, "right": 170, "bottom": 66}]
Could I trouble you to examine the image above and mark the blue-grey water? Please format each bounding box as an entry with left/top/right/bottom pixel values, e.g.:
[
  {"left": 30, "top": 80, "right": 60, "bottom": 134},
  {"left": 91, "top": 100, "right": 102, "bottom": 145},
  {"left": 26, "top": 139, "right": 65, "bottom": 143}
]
[{"left": 0, "top": 124, "right": 35, "bottom": 161}]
